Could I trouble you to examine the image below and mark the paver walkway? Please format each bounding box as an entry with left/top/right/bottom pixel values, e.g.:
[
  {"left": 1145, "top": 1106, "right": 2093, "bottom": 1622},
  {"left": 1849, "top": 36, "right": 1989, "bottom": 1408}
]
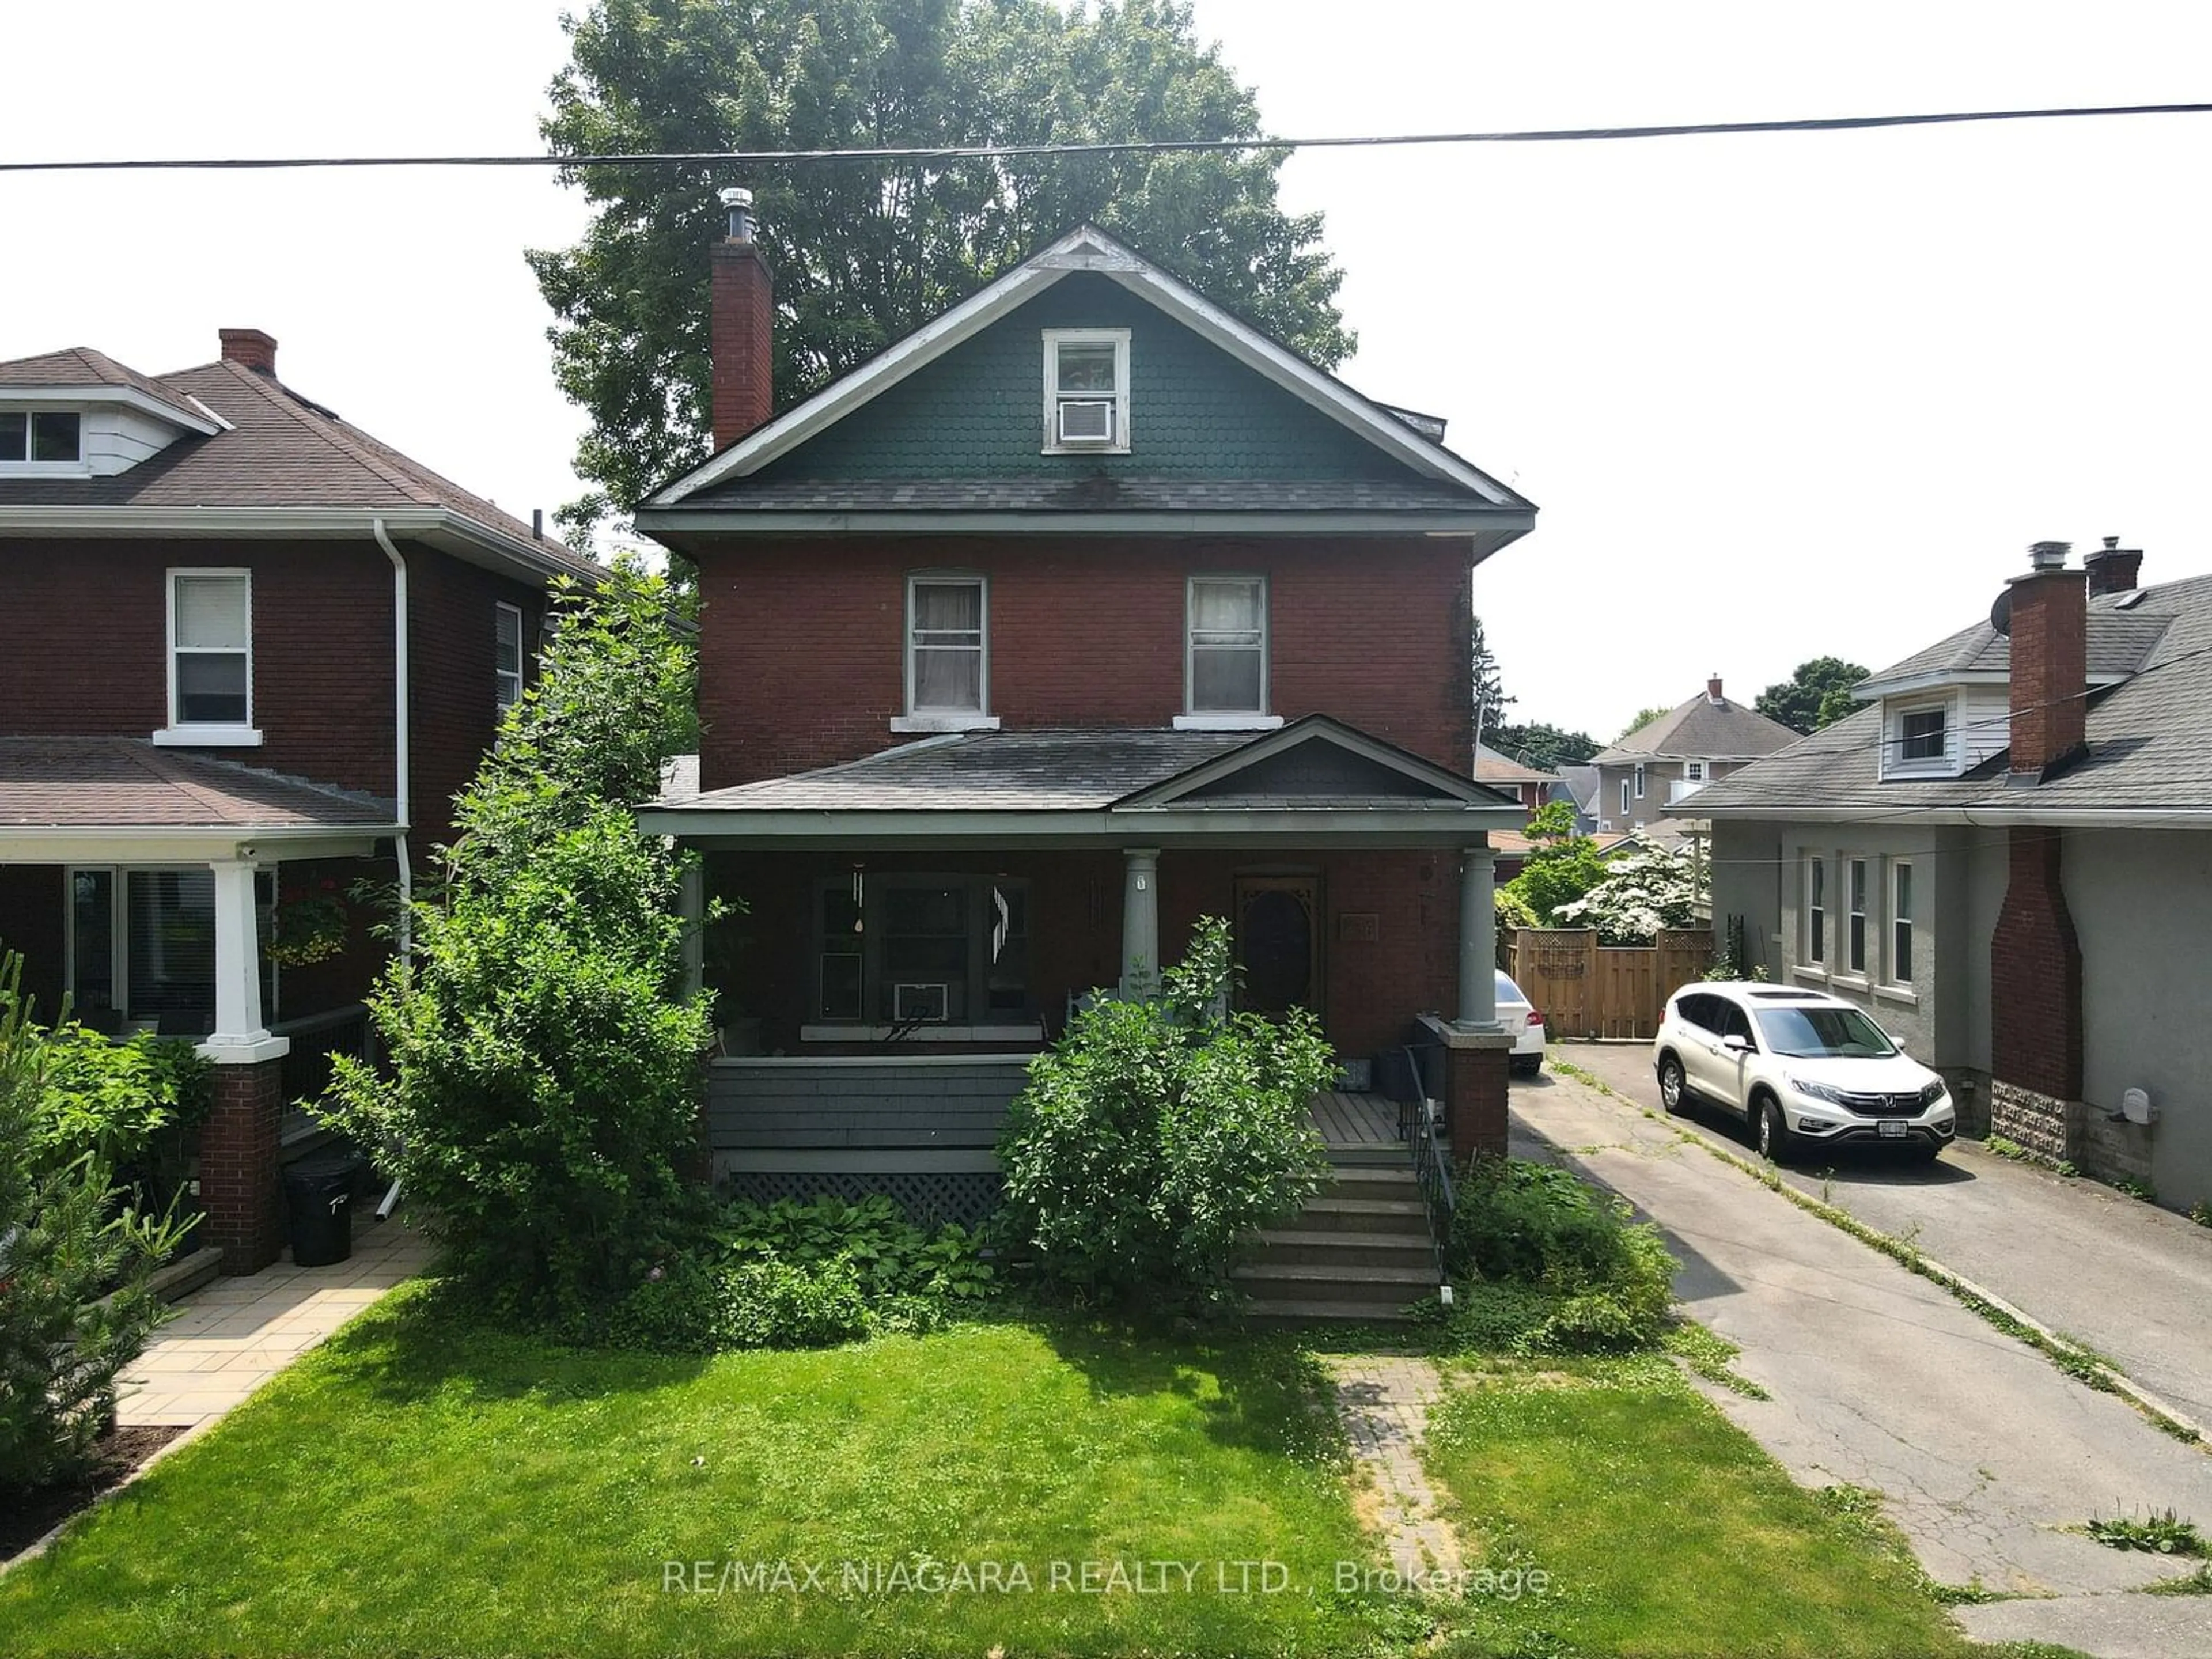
[
  {"left": 1325, "top": 1355, "right": 1461, "bottom": 1581},
  {"left": 119, "top": 1215, "right": 430, "bottom": 1430}
]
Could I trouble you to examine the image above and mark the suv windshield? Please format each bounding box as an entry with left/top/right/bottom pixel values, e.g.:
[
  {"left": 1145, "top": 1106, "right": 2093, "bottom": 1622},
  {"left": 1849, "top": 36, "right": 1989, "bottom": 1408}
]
[{"left": 1753, "top": 1005, "right": 1898, "bottom": 1059}]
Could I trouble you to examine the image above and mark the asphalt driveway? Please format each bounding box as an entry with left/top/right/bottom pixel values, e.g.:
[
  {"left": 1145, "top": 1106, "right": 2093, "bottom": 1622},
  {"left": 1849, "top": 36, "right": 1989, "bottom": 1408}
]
[
  {"left": 1510, "top": 1059, "right": 2212, "bottom": 1658},
  {"left": 1562, "top": 1039, "right": 2212, "bottom": 1432}
]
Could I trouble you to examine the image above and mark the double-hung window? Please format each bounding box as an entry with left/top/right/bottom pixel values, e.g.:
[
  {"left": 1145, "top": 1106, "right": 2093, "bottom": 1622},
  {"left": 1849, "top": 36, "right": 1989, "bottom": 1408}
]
[
  {"left": 1184, "top": 575, "right": 1268, "bottom": 721},
  {"left": 494, "top": 602, "right": 525, "bottom": 710},
  {"left": 1633, "top": 763, "right": 1646, "bottom": 800},
  {"left": 1041, "top": 328, "right": 1130, "bottom": 453},
  {"left": 0, "top": 408, "right": 81, "bottom": 466},
  {"left": 1805, "top": 855, "right": 1827, "bottom": 967},
  {"left": 162, "top": 570, "right": 257, "bottom": 742},
  {"left": 1846, "top": 858, "right": 1869, "bottom": 976},
  {"left": 1889, "top": 861, "right": 1915, "bottom": 985},
  {"left": 902, "top": 574, "right": 989, "bottom": 727}
]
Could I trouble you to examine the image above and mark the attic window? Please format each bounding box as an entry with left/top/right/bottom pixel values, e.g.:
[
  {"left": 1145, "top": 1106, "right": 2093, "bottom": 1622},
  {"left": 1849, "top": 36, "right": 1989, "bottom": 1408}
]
[
  {"left": 1881, "top": 694, "right": 1955, "bottom": 779},
  {"left": 0, "top": 409, "right": 82, "bottom": 465},
  {"left": 1042, "top": 329, "right": 1130, "bottom": 454}
]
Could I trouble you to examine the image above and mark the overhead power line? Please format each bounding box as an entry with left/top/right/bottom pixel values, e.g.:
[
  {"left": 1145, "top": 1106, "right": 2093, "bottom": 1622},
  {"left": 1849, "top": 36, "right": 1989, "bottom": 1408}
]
[{"left": 5, "top": 100, "right": 2212, "bottom": 175}]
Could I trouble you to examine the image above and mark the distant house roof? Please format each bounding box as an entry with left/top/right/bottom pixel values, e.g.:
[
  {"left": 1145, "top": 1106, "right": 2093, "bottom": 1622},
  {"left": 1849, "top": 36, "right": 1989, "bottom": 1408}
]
[
  {"left": 1475, "top": 743, "right": 1559, "bottom": 786},
  {"left": 1553, "top": 764, "right": 1600, "bottom": 813},
  {"left": 1694, "top": 573, "right": 2212, "bottom": 822},
  {"left": 0, "top": 737, "right": 394, "bottom": 831},
  {"left": 0, "top": 344, "right": 596, "bottom": 584},
  {"left": 1856, "top": 606, "right": 2175, "bottom": 696},
  {"left": 1592, "top": 691, "right": 1800, "bottom": 764},
  {"left": 640, "top": 224, "right": 1535, "bottom": 552},
  {"left": 1490, "top": 826, "right": 1631, "bottom": 860}
]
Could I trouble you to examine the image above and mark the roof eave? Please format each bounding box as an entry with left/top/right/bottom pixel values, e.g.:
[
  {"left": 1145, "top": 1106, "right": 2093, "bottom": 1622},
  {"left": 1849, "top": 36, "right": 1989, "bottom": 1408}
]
[
  {"left": 1698, "top": 799, "right": 2212, "bottom": 828},
  {"left": 637, "top": 507, "right": 1535, "bottom": 540}
]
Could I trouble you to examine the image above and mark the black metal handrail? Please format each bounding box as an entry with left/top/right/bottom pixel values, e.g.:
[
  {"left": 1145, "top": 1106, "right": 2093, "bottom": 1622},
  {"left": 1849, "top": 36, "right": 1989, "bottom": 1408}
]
[{"left": 1398, "top": 1044, "right": 1455, "bottom": 1285}]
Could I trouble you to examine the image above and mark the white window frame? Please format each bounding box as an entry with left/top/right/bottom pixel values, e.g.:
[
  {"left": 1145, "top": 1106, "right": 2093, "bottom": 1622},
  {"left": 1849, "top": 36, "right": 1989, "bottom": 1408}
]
[
  {"left": 1040, "top": 328, "right": 1131, "bottom": 455},
  {"left": 1619, "top": 778, "right": 1631, "bottom": 816},
  {"left": 0, "top": 406, "right": 88, "bottom": 476},
  {"left": 1843, "top": 857, "right": 1870, "bottom": 980},
  {"left": 63, "top": 863, "right": 276, "bottom": 1035},
  {"left": 892, "top": 571, "right": 998, "bottom": 734},
  {"left": 1684, "top": 759, "right": 1706, "bottom": 782},
  {"left": 1804, "top": 853, "right": 1827, "bottom": 968},
  {"left": 156, "top": 567, "right": 262, "bottom": 747},
  {"left": 1177, "top": 573, "right": 1278, "bottom": 729},
  {"left": 1633, "top": 763, "right": 1646, "bottom": 800},
  {"left": 1884, "top": 693, "right": 1956, "bottom": 780},
  {"left": 1887, "top": 859, "right": 1915, "bottom": 989},
  {"left": 494, "top": 601, "right": 525, "bottom": 710}
]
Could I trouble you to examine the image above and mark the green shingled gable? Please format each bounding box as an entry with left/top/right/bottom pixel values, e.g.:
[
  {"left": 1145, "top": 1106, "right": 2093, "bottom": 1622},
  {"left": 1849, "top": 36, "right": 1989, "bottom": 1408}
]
[{"left": 748, "top": 272, "right": 1415, "bottom": 484}]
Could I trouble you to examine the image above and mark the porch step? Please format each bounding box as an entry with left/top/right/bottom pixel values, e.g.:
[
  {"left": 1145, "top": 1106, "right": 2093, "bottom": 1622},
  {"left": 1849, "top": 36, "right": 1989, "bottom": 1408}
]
[
  {"left": 1246, "top": 1298, "right": 1423, "bottom": 1327},
  {"left": 1233, "top": 1260, "right": 1441, "bottom": 1310},
  {"left": 1252, "top": 1229, "right": 1436, "bottom": 1270},
  {"left": 1300, "top": 1195, "right": 1433, "bottom": 1234},
  {"left": 1324, "top": 1162, "right": 1420, "bottom": 1191},
  {"left": 1325, "top": 1142, "right": 1417, "bottom": 1168}
]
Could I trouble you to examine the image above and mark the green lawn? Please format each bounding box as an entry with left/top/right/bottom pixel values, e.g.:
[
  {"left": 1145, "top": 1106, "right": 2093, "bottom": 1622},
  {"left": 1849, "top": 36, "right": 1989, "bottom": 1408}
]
[
  {"left": 1421, "top": 1357, "right": 1982, "bottom": 1658},
  {"left": 0, "top": 1286, "right": 1391, "bottom": 1657},
  {"left": 2, "top": 1286, "right": 2044, "bottom": 1658}
]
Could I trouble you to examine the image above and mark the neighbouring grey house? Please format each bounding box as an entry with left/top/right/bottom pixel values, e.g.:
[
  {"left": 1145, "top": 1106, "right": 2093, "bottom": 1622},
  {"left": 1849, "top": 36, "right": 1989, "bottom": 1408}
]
[
  {"left": 1695, "top": 539, "right": 2212, "bottom": 1211},
  {"left": 1552, "top": 763, "right": 1600, "bottom": 833},
  {"left": 1590, "top": 678, "right": 1797, "bottom": 834}
]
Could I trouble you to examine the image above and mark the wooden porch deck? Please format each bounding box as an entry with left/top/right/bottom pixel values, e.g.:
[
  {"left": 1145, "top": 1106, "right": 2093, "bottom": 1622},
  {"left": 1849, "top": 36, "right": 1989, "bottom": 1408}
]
[{"left": 1309, "top": 1090, "right": 1406, "bottom": 1152}]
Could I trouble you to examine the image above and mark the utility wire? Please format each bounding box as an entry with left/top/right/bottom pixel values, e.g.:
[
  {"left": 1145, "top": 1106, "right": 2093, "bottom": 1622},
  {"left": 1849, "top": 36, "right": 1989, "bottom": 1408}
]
[{"left": 6, "top": 100, "right": 2212, "bottom": 174}]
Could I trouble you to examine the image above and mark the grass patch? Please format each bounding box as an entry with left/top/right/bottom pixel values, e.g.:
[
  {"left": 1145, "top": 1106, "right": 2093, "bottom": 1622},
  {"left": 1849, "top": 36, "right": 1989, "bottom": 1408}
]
[
  {"left": 1420, "top": 1358, "right": 1979, "bottom": 1657},
  {"left": 1662, "top": 1319, "right": 1770, "bottom": 1400},
  {"left": 0, "top": 1285, "right": 1401, "bottom": 1658},
  {"left": 2144, "top": 1563, "right": 2212, "bottom": 1594},
  {"left": 1983, "top": 1135, "right": 2080, "bottom": 1178}
]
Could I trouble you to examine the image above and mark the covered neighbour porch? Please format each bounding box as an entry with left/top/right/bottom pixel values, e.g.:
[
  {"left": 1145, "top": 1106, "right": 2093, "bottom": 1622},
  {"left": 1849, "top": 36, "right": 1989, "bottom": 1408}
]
[
  {"left": 0, "top": 737, "right": 399, "bottom": 1272},
  {"left": 642, "top": 717, "right": 1517, "bottom": 1213}
]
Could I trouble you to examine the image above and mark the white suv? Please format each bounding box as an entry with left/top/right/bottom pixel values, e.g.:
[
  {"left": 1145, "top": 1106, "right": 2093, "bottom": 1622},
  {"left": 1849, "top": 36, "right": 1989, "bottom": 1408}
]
[{"left": 1652, "top": 983, "right": 1957, "bottom": 1164}]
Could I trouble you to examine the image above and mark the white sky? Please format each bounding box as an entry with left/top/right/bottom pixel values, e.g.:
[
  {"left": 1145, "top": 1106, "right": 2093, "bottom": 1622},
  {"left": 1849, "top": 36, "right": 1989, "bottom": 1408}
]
[{"left": 6, "top": 1, "right": 2211, "bottom": 740}]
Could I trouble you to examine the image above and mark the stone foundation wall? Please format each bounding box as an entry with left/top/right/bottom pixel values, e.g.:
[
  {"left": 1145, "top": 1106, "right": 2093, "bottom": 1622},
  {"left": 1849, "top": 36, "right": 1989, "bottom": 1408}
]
[
  {"left": 2079, "top": 1112, "right": 2156, "bottom": 1190},
  {"left": 1989, "top": 1080, "right": 2078, "bottom": 1165}
]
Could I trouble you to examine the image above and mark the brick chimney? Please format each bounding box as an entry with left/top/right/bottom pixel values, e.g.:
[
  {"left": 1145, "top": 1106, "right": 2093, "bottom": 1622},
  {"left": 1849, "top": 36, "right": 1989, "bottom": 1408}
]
[
  {"left": 1705, "top": 675, "right": 1724, "bottom": 705},
  {"left": 2006, "top": 541, "right": 2087, "bottom": 782},
  {"left": 710, "top": 188, "right": 774, "bottom": 449},
  {"left": 2084, "top": 535, "right": 2143, "bottom": 597},
  {"left": 218, "top": 328, "right": 278, "bottom": 376}
]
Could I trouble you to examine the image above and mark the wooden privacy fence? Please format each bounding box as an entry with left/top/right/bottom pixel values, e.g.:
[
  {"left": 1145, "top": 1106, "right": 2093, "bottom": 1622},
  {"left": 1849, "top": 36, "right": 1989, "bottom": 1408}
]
[{"left": 1506, "top": 928, "right": 1714, "bottom": 1040}]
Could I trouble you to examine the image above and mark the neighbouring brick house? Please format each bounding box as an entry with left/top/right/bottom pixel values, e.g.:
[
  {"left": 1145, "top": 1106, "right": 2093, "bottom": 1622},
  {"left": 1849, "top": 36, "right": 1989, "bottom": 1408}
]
[
  {"left": 1697, "top": 539, "right": 2212, "bottom": 1211},
  {"left": 633, "top": 205, "right": 1539, "bottom": 1214},
  {"left": 0, "top": 329, "right": 594, "bottom": 1270}
]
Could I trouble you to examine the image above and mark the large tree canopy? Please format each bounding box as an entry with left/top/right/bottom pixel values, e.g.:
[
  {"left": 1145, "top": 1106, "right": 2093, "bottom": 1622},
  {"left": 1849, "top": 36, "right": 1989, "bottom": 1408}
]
[
  {"left": 1487, "top": 721, "right": 1599, "bottom": 772},
  {"left": 531, "top": 0, "right": 1354, "bottom": 539},
  {"left": 1755, "top": 656, "right": 1870, "bottom": 734}
]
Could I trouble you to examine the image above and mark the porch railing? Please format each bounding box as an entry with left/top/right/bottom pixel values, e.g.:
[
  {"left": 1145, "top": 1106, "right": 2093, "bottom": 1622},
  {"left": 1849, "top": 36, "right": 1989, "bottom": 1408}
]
[
  {"left": 1396, "top": 1044, "right": 1455, "bottom": 1284},
  {"left": 271, "top": 1002, "right": 372, "bottom": 1145}
]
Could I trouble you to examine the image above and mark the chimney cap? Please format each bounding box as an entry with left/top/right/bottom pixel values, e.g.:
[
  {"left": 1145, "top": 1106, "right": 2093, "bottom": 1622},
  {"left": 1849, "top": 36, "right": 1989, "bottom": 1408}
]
[
  {"left": 718, "top": 185, "right": 757, "bottom": 244},
  {"left": 2027, "top": 539, "right": 2072, "bottom": 571}
]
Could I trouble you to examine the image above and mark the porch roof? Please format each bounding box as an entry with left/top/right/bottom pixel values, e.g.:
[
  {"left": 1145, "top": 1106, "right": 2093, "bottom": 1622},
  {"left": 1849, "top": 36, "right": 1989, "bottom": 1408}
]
[
  {"left": 0, "top": 737, "right": 396, "bottom": 858},
  {"left": 642, "top": 717, "right": 1523, "bottom": 849}
]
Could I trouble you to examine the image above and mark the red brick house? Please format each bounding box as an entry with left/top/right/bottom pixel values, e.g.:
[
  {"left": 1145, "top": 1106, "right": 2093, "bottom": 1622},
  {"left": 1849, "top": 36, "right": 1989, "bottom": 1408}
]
[
  {"left": 0, "top": 329, "right": 594, "bottom": 1270},
  {"left": 634, "top": 204, "right": 1538, "bottom": 1213}
]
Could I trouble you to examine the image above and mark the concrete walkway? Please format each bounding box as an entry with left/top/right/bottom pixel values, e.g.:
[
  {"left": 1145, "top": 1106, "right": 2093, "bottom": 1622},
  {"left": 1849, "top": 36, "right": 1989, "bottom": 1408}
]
[
  {"left": 1325, "top": 1355, "right": 1461, "bottom": 1582},
  {"left": 1564, "top": 1039, "right": 2212, "bottom": 1430},
  {"left": 1510, "top": 1063, "right": 2212, "bottom": 1659},
  {"left": 118, "top": 1216, "right": 430, "bottom": 1430}
]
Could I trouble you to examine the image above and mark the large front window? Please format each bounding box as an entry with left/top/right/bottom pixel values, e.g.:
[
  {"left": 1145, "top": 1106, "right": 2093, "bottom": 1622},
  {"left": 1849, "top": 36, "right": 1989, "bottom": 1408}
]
[
  {"left": 66, "top": 866, "right": 275, "bottom": 1036},
  {"left": 169, "top": 570, "right": 252, "bottom": 728},
  {"left": 1187, "top": 575, "right": 1267, "bottom": 715},
  {"left": 814, "top": 873, "right": 1029, "bottom": 1029}
]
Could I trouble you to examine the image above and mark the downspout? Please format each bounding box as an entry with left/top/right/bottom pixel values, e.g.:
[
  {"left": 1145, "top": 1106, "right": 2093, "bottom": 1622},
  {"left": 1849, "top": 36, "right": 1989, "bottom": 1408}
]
[{"left": 371, "top": 518, "right": 411, "bottom": 959}]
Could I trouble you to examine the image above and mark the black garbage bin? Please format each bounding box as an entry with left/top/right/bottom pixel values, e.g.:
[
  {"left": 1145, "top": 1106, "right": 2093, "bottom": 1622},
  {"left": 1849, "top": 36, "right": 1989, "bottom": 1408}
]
[{"left": 283, "top": 1155, "right": 362, "bottom": 1267}]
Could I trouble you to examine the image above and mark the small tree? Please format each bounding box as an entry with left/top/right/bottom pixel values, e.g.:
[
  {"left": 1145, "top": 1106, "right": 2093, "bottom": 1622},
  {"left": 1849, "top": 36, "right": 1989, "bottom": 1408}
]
[
  {"left": 1505, "top": 800, "right": 1609, "bottom": 926},
  {"left": 997, "top": 919, "right": 1334, "bottom": 1304},
  {"left": 1555, "top": 846, "right": 1702, "bottom": 945},
  {"left": 325, "top": 569, "right": 713, "bottom": 1323},
  {"left": 0, "top": 952, "right": 185, "bottom": 1491}
]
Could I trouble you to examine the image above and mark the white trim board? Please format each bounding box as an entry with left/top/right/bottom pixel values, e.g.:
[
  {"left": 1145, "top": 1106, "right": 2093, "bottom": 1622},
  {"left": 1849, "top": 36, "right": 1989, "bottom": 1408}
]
[{"left": 646, "top": 225, "right": 1531, "bottom": 512}]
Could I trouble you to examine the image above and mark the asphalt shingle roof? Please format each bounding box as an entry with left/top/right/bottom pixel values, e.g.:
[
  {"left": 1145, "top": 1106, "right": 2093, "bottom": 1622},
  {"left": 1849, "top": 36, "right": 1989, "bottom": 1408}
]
[
  {"left": 1861, "top": 607, "right": 2175, "bottom": 688},
  {"left": 1592, "top": 693, "right": 1800, "bottom": 764},
  {"left": 1475, "top": 743, "right": 1559, "bottom": 785},
  {"left": 0, "top": 738, "right": 395, "bottom": 829},
  {"left": 1694, "top": 573, "right": 2212, "bottom": 816},
  {"left": 0, "top": 351, "right": 597, "bottom": 580}
]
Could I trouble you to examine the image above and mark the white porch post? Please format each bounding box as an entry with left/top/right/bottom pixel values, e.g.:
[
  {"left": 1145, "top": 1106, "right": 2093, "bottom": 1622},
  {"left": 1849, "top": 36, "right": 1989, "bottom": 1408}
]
[
  {"left": 679, "top": 858, "right": 706, "bottom": 1002},
  {"left": 202, "top": 858, "right": 286, "bottom": 1060},
  {"left": 1119, "top": 847, "right": 1161, "bottom": 1000},
  {"left": 1457, "top": 842, "right": 1499, "bottom": 1028}
]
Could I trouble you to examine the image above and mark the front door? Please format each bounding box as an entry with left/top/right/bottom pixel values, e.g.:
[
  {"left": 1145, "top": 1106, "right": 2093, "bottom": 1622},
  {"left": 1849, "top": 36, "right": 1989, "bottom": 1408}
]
[{"left": 1234, "top": 876, "right": 1321, "bottom": 1018}]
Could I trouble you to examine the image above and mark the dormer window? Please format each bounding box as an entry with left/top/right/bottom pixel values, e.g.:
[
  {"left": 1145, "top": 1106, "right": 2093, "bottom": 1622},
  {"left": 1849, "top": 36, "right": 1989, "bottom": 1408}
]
[
  {"left": 0, "top": 409, "right": 82, "bottom": 467},
  {"left": 1881, "top": 694, "right": 1956, "bottom": 779},
  {"left": 1899, "top": 706, "right": 1946, "bottom": 760},
  {"left": 1041, "top": 329, "right": 1130, "bottom": 454}
]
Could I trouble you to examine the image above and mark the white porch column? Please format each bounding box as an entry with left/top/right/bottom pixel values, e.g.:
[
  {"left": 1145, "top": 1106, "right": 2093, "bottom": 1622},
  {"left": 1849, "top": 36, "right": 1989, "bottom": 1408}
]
[
  {"left": 201, "top": 858, "right": 288, "bottom": 1063},
  {"left": 1119, "top": 847, "right": 1161, "bottom": 1000},
  {"left": 1457, "top": 842, "right": 1499, "bottom": 1028},
  {"left": 679, "top": 858, "right": 706, "bottom": 1003}
]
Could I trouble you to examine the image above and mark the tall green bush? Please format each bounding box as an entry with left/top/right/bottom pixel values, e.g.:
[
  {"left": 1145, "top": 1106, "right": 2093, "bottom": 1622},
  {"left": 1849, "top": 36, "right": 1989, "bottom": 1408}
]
[
  {"left": 326, "top": 569, "right": 713, "bottom": 1323},
  {"left": 997, "top": 919, "right": 1334, "bottom": 1304},
  {"left": 1445, "top": 1159, "right": 1677, "bottom": 1354},
  {"left": 0, "top": 953, "right": 186, "bottom": 1491}
]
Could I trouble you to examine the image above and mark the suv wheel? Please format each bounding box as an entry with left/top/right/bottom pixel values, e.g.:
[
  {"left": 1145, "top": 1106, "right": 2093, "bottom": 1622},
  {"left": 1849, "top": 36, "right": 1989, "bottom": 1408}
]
[
  {"left": 1756, "top": 1094, "right": 1795, "bottom": 1165},
  {"left": 1657, "top": 1054, "right": 1690, "bottom": 1114}
]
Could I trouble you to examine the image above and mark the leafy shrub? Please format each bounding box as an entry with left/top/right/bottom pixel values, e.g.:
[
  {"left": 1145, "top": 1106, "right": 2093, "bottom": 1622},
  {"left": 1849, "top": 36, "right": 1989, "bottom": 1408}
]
[
  {"left": 2086, "top": 1509, "right": 2207, "bottom": 1556},
  {"left": 997, "top": 919, "right": 1334, "bottom": 1304},
  {"left": 1556, "top": 846, "right": 1701, "bottom": 945},
  {"left": 714, "top": 1193, "right": 997, "bottom": 1304},
  {"left": 33, "top": 1024, "right": 211, "bottom": 1222},
  {"left": 1494, "top": 888, "right": 1540, "bottom": 968},
  {"left": 1445, "top": 1158, "right": 1678, "bottom": 1354},
  {"left": 327, "top": 571, "right": 711, "bottom": 1326},
  {"left": 1, "top": 952, "right": 188, "bottom": 1491},
  {"left": 607, "top": 1256, "right": 872, "bottom": 1353}
]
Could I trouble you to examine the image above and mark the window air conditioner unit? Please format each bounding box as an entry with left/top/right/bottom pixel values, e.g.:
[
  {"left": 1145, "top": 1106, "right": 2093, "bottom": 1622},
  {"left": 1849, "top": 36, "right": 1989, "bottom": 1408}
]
[
  {"left": 892, "top": 983, "right": 950, "bottom": 1022},
  {"left": 1055, "top": 399, "right": 1116, "bottom": 446}
]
